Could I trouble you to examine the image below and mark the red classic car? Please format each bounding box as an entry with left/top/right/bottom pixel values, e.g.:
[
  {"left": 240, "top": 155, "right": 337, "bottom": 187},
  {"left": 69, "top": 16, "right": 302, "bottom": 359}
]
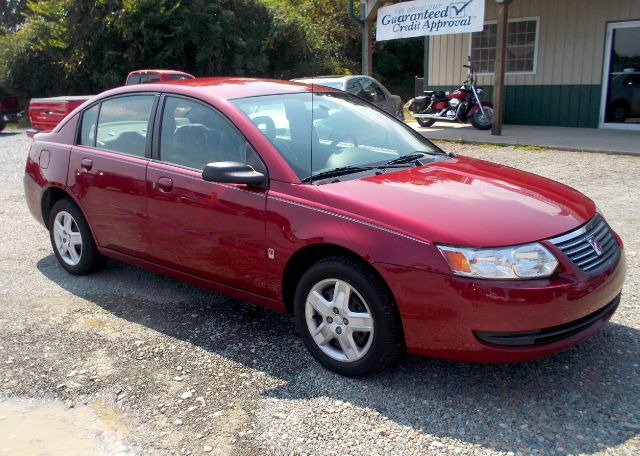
[{"left": 23, "top": 78, "right": 625, "bottom": 376}]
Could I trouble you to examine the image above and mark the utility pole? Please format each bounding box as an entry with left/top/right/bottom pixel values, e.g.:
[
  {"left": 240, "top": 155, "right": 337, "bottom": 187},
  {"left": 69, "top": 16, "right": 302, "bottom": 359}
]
[
  {"left": 361, "top": 1, "right": 384, "bottom": 76},
  {"left": 492, "top": 0, "right": 512, "bottom": 136}
]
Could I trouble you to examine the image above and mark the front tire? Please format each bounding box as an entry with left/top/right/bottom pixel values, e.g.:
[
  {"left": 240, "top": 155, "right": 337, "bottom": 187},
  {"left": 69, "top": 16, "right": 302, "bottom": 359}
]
[
  {"left": 470, "top": 106, "right": 493, "bottom": 130},
  {"left": 294, "top": 256, "right": 404, "bottom": 376},
  {"left": 49, "top": 199, "right": 107, "bottom": 275}
]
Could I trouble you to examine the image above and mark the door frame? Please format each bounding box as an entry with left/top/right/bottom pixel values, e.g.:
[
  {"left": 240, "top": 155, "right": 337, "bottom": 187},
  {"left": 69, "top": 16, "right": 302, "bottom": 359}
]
[{"left": 599, "top": 19, "right": 640, "bottom": 130}]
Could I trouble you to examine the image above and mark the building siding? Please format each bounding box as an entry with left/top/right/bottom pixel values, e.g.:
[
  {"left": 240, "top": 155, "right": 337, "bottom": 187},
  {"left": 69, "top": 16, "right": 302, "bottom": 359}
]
[
  {"left": 428, "top": 84, "right": 601, "bottom": 127},
  {"left": 426, "top": 0, "right": 640, "bottom": 127}
]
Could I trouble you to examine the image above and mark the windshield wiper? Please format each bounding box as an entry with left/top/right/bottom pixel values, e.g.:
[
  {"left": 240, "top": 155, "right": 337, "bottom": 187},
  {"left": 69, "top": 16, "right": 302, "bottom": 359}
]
[
  {"left": 383, "top": 152, "right": 428, "bottom": 165},
  {"left": 302, "top": 164, "right": 412, "bottom": 183},
  {"left": 302, "top": 166, "right": 375, "bottom": 183}
]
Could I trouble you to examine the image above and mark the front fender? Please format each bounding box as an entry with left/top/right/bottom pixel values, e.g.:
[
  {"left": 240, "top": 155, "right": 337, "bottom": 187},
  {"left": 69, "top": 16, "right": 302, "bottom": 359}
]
[
  {"left": 468, "top": 101, "right": 493, "bottom": 116},
  {"left": 264, "top": 181, "right": 451, "bottom": 302}
]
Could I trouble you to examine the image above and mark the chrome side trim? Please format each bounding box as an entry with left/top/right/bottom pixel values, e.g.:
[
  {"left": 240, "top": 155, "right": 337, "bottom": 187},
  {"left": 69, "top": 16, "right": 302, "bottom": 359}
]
[{"left": 268, "top": 195, "right": 430, "bottom": 245}]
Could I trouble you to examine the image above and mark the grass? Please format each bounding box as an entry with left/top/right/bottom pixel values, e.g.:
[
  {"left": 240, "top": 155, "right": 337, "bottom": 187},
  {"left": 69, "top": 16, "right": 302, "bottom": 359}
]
[
  {"left": 433, "top": 139, "right": 553, "bottom": 152},
  {"left": 3, "top": 115, "right": 31, "bottom": 131}
]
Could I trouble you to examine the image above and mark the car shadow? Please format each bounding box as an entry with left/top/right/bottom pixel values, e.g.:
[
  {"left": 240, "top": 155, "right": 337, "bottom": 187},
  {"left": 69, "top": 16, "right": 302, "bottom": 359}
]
[
  {"left": 36, "top": 255, "right": 639, "bottom": 453},
  {"left": 0, "top": 131, "right": 21, "bottom": 137}
]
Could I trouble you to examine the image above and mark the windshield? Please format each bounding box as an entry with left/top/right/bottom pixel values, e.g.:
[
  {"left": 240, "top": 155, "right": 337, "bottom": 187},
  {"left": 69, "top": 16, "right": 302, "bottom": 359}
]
[{"left": 232, "top": 92, "right": 442, "bottom": 181}]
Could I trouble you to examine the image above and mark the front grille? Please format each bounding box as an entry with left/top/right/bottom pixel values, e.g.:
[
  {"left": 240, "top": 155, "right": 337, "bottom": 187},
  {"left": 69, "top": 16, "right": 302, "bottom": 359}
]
[{"left": 548, "top": 215, "right": 620, "bottom": 273}]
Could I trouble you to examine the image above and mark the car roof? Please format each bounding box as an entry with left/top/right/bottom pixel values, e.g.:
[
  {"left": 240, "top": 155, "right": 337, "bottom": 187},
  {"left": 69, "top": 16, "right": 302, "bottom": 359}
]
[
  {"left": 293, "top": 76, "right": 350, "bottom": 83},
  {"left": 102, "top": 77, "right": 333, "bottom": 102},
  {"left": 128, "top": 69, "right": 193, "bottom": 76}
]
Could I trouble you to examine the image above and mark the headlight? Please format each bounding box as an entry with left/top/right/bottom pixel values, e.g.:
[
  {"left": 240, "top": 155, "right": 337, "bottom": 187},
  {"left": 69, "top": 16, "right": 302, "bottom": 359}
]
[{"left": 437, "top": 243, "right": 558, "bottom": 279}]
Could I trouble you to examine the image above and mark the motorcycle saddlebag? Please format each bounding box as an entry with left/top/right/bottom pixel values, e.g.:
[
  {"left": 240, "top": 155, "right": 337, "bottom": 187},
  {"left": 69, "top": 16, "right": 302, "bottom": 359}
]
[{"left": 408, "top": 96, "right": 429, "bottom": 112}]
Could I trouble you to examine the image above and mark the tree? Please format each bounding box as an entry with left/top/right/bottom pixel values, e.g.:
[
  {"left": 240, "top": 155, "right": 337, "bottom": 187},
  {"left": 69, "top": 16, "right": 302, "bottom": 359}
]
[{"left": 0, "top": 0, "right": 28, "bottom": 32}]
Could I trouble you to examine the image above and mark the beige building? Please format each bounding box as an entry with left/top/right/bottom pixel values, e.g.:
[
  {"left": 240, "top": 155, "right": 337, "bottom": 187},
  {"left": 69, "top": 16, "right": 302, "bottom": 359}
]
[{"left": 426, "top": 0, "right": 640, "bottom": 129}]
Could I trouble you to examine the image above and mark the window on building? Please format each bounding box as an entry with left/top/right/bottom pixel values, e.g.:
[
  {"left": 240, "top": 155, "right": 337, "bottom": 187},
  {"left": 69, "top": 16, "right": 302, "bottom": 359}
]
[{"left": 471, "top": 18, "right": 538, "bottom": 74}]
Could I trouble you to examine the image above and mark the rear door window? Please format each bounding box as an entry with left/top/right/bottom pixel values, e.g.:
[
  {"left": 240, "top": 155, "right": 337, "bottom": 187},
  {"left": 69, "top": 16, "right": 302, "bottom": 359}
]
[
  {"left": 96, "top": 95, "right": 155, "bottom": 157},
  {"left": 79, "top": 104, "right": 99, "bottom": 147}
]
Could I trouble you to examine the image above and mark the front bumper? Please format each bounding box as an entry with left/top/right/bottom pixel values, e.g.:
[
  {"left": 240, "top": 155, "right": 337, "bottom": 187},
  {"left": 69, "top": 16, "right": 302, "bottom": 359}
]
[{"left": 374, "top": 248, "right": 626, "bottom": 363}]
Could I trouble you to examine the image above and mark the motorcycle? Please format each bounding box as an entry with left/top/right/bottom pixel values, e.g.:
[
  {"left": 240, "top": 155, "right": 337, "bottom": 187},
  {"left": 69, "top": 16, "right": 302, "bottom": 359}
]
[{"left": 408, "top": 58, "right": 493, "bottom": 130}]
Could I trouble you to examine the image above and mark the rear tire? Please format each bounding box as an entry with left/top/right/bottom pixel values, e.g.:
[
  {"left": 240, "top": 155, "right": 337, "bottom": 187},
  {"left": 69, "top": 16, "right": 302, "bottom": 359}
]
[
  {"left": 0, "top": 119, "right": 5, "bottom": 133},
  {"left": 607, "top": 101, "right": 629, "bottom": 123},
  {"left": 294, "top": 256, "right": 404, "bottom": 376},
  {"left": 48, "top": 199, "right": 107, "bottom": 275},
  {"left": 416, "top": 117, "right": 436, "bottom": 127}
]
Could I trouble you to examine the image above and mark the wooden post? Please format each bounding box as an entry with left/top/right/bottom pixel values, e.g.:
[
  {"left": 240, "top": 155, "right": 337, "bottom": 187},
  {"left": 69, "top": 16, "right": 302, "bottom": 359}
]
[
  {"left": 423, "top": 36, "right": 429, "bottom": 89},
  {"left": 362, "top": 18, "right": 373, "bottom": 75},
  {"left": 492, "top": 1, "right": 510, "bottom": 136}
]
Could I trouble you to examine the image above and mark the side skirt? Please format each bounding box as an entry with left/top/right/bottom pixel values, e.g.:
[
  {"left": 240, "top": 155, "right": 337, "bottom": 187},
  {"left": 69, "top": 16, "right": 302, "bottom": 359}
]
[{"left": 98, "top": 247, "right": 285, "bottom": 313}]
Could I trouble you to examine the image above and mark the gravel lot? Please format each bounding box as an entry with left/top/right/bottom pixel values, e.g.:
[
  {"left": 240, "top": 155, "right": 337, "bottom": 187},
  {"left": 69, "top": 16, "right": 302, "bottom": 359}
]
[{"left": 0, "top": 131, "right": 638, "bottom": 455}]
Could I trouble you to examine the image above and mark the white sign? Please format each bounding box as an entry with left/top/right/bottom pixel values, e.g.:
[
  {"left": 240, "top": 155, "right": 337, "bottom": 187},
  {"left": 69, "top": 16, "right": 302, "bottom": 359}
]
[{"left": 376, "top": 0, "right": 485, "bottom": 41}]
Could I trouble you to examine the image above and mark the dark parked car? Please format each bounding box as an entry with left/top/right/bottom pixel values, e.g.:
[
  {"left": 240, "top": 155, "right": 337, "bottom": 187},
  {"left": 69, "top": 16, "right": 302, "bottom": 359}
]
[
  {"left": 24, "top": 78, "right": 625, "bottom": 376},
  {"left": 607, "top": 70, "right": 640, "bottom": 123},
  {"left": 0, "top": 95, "right": 21, "bottom": 132},
  {"left": 292, "top": 75, "right": 405, "bottom": 121}
]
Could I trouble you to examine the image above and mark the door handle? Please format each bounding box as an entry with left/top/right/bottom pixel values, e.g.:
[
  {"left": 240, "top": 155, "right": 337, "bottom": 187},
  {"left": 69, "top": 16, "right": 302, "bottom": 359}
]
[
  {"left": 80, "top": 158, "right": 93, "bottom": 171},
  {"left": 156, "top": 177, "right": 173, "bottom": 192}
]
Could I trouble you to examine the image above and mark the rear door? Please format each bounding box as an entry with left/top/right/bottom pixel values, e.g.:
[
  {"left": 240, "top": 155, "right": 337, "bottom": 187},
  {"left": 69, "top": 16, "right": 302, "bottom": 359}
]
[
  {"left": 67, "top": 94, "right": 158, "bottom": 259},
  {"left": 145, "top": 95, "right": 268, "bottom": 293}
]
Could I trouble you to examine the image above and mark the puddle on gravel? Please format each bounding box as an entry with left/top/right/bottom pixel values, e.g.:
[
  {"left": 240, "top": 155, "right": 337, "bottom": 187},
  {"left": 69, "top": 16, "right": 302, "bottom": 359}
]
[{"left": 0, "top": 399, "right": 133, "bottom": 455}]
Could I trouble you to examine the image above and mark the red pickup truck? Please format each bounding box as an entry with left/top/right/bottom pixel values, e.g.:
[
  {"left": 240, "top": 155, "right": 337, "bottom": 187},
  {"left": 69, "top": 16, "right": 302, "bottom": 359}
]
[
  {"left": 27, "top": 96, "right": 92, "bottom": 137},
  {"left": 27, "top": 69, "right": 194, "bottom": 136}
]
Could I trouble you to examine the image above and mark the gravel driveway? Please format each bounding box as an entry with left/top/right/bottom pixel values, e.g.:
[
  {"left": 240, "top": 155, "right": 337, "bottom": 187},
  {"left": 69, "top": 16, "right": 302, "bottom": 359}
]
[{"left": 0, "top": 131, "right": 638, "bottom": 455}]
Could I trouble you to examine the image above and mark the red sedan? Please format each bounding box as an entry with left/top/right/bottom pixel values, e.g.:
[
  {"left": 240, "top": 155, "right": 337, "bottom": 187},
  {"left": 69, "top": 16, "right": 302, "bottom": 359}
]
[{"left": 24, "top": 78, "right": 625, "bottom": 376}]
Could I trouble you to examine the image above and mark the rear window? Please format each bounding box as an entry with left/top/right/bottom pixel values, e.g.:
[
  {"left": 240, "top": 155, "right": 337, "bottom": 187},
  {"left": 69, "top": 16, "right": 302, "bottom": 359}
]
[
  {"left": 125, "top": 74, "right": 161, "bottom": 85},
  {"left": 125, "top": 75, "right": 140, "bottom": 85}
]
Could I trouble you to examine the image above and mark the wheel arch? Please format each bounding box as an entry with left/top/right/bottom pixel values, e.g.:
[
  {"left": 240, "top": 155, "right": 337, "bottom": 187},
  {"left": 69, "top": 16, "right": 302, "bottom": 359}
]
[
  {"left": 609, "top": 98, "right": 631, "bottom": 112},
  {"left": 281, "top": 243, "right": 396, "bottom": 315},
  {"left": 41, "top": 186, "right": 90, "bottom": 233}
]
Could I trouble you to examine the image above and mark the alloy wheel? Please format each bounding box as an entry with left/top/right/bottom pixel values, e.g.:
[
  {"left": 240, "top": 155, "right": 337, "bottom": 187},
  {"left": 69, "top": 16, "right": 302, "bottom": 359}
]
[
  {"left": 53, "top": 211, "right": 83, "bottom": 266},
  {"left": 304, "top": 278, "right": 375, "bottom": 362}
]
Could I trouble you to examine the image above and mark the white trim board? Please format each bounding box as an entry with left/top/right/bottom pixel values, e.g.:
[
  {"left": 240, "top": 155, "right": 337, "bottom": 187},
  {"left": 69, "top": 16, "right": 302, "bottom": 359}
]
[{"left": 599, "top": 20, "right": 640, "bottom": 130}]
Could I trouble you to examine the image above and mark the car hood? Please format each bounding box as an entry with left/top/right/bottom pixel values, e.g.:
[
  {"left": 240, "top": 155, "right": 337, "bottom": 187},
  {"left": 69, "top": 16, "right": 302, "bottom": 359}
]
[{"left": 317, "top": 156, "right": 595, "bottom": 247}]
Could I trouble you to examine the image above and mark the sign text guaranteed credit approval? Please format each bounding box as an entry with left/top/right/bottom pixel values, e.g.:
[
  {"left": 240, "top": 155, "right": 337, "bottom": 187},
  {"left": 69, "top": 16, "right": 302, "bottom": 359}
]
[{"left": 376, "top": 0, "right": 485, "bottom": 41}]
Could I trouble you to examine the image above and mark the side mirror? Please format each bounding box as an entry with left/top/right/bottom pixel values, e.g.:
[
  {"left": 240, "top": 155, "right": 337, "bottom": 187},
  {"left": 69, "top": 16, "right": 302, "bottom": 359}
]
[{"left": 202, "top": 162, "right": 267, "bottom": 189}]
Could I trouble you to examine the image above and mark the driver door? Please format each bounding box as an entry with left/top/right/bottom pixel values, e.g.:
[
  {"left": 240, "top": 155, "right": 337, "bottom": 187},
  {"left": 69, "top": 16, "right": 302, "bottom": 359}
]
[{"left": 146, "top": 95, "right": 268, "bottom": 293}]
